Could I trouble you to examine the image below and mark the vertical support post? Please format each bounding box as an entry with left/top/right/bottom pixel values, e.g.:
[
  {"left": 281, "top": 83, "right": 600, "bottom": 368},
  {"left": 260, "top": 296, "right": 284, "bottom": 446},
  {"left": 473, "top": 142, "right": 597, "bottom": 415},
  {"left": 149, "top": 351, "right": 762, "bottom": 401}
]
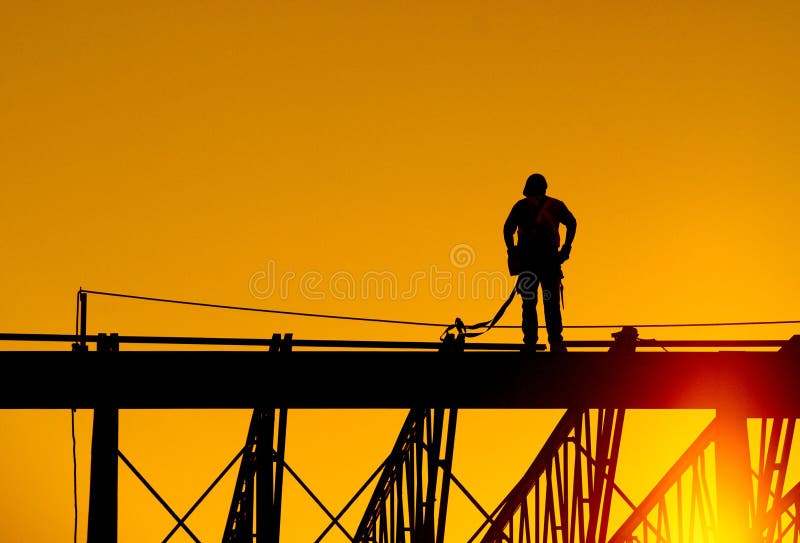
[
  {"left": 715, "top": 407, "right": 753, "bottom": 541},
  {"left": 435, "top": 409, "right": 458, "bottom": 543},
  {"left": 598, "top": 409, "right": 625, "bottom": 543},
  {"left": 422, "top": 410, "right": 445, "bottom": 543},
  {"left": 273, "top": 409, "right": 288, "bottom": 543},
  {"left": 97, "top": 333, "right": 120, "bottom": 352},
  {"left": 87, "top": 407, "right": 119, "bottom": 543},
  {"left": 222, "top": 412, "right": 258, "bottom": 543},
  {"left": 412, "top": 410, "right": 425, "bottom": 539},
  {"left": 269, "top": 333, "right": 293, "bottom": 353},
  {"left": 80, "top": 291, "right": 88, "bottom": 350},
  {"left": 73, "top": 290, "right": 89, "bottom": 352},
  {"left": 269, "top": 334, "right": 282, "bottom": 352},
  {"left": 256, "top": 409, "right": 275, "bottom": 543}
]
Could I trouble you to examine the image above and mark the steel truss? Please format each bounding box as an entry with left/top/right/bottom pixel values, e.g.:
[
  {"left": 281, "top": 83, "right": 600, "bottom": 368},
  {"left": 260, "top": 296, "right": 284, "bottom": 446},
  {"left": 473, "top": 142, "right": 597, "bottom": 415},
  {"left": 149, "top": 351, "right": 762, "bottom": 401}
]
[
  {"left": 108, "top": 409, "right": 800, "bottom": 543},
  {"left": 470, "top": 408, "right": 626, "bottom": 543},
  {"left": 610, "top": 417, "right": 798, "bottom": 543},
  {"left": 753, "top": 418, "right": 797, "bottom": 542},
  {"left": 353, "top": 408, "right": 458, "bottom": 543},
  {"left": 58, "top": 328, "right": 798, "bottom": 543},
  {"left": 223, "top": 409, "right": 288, "bottom": 543},
  {"left": 220, "top": 408, "right": 458, "bottom": 543}
]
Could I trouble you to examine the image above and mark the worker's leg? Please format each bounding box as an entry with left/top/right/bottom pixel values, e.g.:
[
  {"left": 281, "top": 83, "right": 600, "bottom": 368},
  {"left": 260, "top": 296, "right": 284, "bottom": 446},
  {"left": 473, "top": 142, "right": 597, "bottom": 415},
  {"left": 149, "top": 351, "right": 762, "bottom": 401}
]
[
  {"left": 517, "top": 271, "right": 540, "bottom": 346},
  {"left": 541, "top": 276, "right": 565, "bottom": 351}
]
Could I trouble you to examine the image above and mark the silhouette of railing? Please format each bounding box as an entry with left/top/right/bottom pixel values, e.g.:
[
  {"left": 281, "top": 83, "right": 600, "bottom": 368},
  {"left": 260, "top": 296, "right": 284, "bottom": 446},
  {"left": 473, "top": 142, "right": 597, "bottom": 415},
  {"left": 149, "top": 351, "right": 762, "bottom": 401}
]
[
  {"left": 0, "top": 332, "right": 544, "bottom": 351},
  {"left": 0, "top": 332, "right": 793, "bottom": 352}
]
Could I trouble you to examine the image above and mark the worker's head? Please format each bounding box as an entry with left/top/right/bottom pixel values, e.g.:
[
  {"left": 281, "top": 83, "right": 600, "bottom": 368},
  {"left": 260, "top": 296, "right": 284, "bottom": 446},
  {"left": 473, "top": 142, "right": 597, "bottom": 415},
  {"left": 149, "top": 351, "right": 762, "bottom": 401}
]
[{"left": 523, "top": 173, "right": 547, "bottom": 196}]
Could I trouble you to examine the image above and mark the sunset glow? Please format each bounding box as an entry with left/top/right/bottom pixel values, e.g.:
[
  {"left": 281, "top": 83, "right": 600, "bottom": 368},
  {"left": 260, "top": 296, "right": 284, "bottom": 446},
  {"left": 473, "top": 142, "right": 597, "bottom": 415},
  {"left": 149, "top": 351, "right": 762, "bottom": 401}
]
[{"left": 2, "top": 1, "right": 799, "bottom": 541}]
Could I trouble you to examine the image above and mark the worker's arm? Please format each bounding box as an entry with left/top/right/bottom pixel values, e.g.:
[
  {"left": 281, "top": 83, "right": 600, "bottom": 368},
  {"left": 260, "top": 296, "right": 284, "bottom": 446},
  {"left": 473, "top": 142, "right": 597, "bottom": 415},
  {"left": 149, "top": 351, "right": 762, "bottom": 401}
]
[
  {"left": 559, "top": 205, "right": 577, "bottom": 261},
  {"left": 562, "top": 207, "right": 577, "bottom": 248},
  {"left": 503, "top": 209, "right": 518, "bottom": 251}
]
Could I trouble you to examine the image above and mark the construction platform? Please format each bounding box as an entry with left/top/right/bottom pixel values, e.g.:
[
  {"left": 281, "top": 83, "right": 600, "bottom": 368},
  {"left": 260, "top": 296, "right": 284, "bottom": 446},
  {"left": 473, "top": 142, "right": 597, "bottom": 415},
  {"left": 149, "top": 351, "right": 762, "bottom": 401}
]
[{"left": 1, "top": 333, "right": 799, "bottom": 414}]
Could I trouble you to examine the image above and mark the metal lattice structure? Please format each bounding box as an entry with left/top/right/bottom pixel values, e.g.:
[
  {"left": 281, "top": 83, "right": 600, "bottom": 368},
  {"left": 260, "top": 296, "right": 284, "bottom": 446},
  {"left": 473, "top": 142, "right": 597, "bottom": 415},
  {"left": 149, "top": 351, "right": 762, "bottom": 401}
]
[
  {"left": 212, "top": 408, "right": 800, "bottom": 543},
  {"left": 353, "top": 408, "right": 458, "bottom": 543},
  {"left": 605, "top": 417, "right": 798, "bottom": 542},
  {"left": 222, "top": 409, "right": 288, "bottom": 543},
  {"left": 753, "top": 418, "right": 797, "bottom": 542},
  {"left": 472, "top": 408, "right": 625, "bottom": 543},
  {"left": 610, "top": 419, "right": 718, "bottom": 542}
]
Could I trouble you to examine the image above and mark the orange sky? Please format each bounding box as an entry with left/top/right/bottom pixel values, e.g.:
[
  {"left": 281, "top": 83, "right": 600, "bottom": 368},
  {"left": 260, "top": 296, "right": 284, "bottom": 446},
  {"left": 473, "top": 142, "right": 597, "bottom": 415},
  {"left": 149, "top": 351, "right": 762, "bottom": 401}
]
[{"left": 1, "top": 1, "right": 799, "bottom": 542}]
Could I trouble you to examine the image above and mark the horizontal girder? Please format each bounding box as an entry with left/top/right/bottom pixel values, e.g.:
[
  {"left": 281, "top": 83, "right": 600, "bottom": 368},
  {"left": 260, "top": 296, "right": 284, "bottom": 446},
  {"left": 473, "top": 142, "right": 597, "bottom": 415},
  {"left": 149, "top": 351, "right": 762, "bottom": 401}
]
[{"left": 1, "top": 350, "right": 799, "bottom": 414}]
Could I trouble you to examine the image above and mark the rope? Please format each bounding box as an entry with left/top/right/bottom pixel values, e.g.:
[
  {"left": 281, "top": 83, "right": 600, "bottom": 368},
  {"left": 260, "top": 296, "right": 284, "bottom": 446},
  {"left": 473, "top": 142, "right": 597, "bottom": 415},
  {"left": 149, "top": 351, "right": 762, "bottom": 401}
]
[
  {"left": 79, "top": 289, "right": 448, "bottom": 328},
  {"left": 535, "top": 319, "right": 800, "bottom": 329},
  {"left": 78, "top": 288, "right": 800, "bottom": 331},
  {"left": 440, "top": 279, "right": 519, "bottom": 340}
]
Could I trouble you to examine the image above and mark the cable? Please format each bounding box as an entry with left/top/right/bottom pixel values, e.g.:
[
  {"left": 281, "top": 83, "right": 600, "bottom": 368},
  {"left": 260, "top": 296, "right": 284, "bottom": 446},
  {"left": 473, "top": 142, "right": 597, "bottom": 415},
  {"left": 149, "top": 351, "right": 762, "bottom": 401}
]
[
  {"left": 79, "top": 289, "right": 449, "bottom": 328},
  {"left": 71, "top": 408, "right": 78, "bottom": 543},
  {"left": 78, "top": 288, "right": 800, "bottom": 331},
  {"left": 500, "top": 319, "right": 800, "bottom": 329}
]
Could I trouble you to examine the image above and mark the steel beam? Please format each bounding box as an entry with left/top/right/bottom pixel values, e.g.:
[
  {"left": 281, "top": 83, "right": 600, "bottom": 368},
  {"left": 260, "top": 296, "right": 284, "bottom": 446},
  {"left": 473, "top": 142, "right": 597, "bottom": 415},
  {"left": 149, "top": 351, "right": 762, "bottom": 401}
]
[{"left": 2, "top": 351, "right": 799, "bottom": 414}]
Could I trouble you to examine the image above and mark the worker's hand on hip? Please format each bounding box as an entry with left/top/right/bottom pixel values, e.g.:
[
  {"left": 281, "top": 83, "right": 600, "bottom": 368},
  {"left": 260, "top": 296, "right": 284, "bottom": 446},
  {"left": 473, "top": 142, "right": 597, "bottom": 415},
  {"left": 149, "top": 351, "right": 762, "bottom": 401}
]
[{"left": 558, "top": 244, "right": 571, "bottom": 263}]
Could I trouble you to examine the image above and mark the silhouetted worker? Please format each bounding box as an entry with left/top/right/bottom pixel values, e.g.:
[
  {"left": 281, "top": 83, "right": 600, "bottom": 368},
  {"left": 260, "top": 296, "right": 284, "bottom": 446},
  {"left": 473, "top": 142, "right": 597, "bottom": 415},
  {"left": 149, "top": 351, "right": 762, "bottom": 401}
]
[{"left": 504, "top": 173, "right": 577, "bottom": 352}]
